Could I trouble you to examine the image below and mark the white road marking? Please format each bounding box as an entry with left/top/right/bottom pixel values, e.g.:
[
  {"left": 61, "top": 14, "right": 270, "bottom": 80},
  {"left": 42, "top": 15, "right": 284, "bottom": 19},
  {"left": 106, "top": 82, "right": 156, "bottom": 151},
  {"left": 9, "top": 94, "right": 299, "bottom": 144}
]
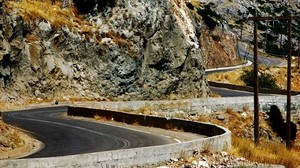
[
  {"left": 174, "top": 138, "right": 182, "bottom": 143},
  {"left": 93, "top": 121, "right": 183, "bottom": 143},
  {"left": 7, "top": 113, "right": 131, "bottom": 148},
  {"left": 162, "top": 135, "right": 171, "bottom": 139},
  {"left": 99, "top": 122, "right": 151, "bottom": 134},
  {"left": 9, "top": 111, "right": 183, "bottom": 146}
]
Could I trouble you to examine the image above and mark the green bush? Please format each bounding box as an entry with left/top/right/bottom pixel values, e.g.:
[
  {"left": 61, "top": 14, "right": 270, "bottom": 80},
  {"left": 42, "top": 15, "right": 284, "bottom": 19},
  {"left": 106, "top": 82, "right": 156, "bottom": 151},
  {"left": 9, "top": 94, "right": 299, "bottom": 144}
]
[{"left": 240, "top": 69, "right": 278, "bottom": 90}]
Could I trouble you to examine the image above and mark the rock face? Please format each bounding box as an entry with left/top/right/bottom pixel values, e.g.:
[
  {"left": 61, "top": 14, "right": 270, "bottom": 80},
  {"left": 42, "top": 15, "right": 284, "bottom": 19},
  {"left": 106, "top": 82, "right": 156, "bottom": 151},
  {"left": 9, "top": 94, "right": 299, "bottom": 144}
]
[
  {"left": 200, "top": 27, "right": 240, "bottom": 68},
  {"left": 0, "top": 0, "right": 227, "bottom": 101},
  {"left": 206, "top": 0, "right": 300, "bottom": 55}
]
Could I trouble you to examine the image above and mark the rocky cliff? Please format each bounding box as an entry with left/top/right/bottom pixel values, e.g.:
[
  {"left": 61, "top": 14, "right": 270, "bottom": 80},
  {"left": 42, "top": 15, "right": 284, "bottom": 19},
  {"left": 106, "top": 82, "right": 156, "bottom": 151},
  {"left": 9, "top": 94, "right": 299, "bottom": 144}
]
[
  {"left": 209, "top": 0, "right": 300, "bottom": 56},
  {"left": 0, "top": 0, "right": 242, "bottom": 102}
]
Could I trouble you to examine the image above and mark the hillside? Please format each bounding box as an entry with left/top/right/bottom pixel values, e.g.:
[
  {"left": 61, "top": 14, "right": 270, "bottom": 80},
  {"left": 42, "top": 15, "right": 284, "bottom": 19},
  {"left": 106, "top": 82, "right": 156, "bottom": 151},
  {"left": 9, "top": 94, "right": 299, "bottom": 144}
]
[
  {"left": 206, "top": 0, "right": 300, "bottom": 56},
  {"left": 1, "top": 0, "right": 300, "bottom": 165},
  {"left": 0, "top": 0, "right": 239, "bottom": 158},
  {"left": 0, "top": 0, "right": 240, "bottom": 102},
  {"left": 2, "top": 0, "right": 298, "bottom": 102},
  {"left": 208, "top": 64, "right": 300, "bottom": 92}
]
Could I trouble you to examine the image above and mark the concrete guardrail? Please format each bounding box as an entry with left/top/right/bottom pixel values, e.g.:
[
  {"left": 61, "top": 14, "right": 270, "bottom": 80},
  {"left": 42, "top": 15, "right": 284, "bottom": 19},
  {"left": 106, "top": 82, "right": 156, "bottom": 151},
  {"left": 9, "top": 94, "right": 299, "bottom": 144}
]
[
  {"left": 1, "top": 94, "right": 299, "bottom": 167},
  {"left": 0, "top": 106, "right": 231, "bottom": 167}
]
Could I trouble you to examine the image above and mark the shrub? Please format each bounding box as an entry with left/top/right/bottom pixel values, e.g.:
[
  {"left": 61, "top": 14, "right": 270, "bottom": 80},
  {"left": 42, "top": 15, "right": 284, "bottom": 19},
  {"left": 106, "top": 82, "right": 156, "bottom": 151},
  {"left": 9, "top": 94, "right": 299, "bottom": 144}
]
[
  {"left": 73, "top": 0, "right": 116, "bottom": 14},
  {"left": 267, "top": 105, "right": 297, "bottom": 141},
  {"left": 240, "top": 69, "right": 278, "bottom": 90}
]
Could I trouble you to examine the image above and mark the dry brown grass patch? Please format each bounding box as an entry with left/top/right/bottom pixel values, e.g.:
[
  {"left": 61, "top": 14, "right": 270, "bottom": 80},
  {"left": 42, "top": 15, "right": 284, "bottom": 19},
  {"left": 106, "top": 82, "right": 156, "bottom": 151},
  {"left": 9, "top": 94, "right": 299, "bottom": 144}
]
[
  {"left": 6, "top": 0, "right": 135, "bottom": 48},
  {"left": 7, "top": 0, "right": 78, "bottom": 28},
  {"left": 197, "top": 108, "right": 300, "bottom": 168},
  {"left": 207, "top": 70, "right": 244, "bottom": 85},
  {"left": 242, "top": 104, "right": 250, "bottom": 112},
  {"left": 25, "top": 34, "right": 40, "bottom": 43},
  {"left": 0, "top": 123, "right": 25, "bottom": 151},
  {"left": 137, "top": 104, "right": 153, "bottom": 115},
  {"left": 93, "top": 114, "right": 113, "bottom": 122},
  {"left": 230, "top": 137, "right": 300, "bottom": 168},
  {"left": 208, "top": 59, "right": 300, "bottom": 92},
  {"left": 104, "top": 30, "right": 133, "bottom": 48}
]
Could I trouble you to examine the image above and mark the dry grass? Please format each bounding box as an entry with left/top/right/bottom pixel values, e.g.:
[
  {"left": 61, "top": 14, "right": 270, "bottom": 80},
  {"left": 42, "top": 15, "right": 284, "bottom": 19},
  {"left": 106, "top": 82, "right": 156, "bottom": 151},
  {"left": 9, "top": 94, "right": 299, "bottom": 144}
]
[
  {"left": 190, "top": 0, "right": 201, "bottom": 8},
  {"left": 1, "top": 96, "right": 300, "bottom": 167},
  {"left": 208, "top": 61, "right": 300, "bottom": 91},
  {"left": 0, "top": 122, "right": 24, "bottom": 151},
  {"left": 6, "top": 0, "right": 132, "bottom": 48},
  {"left": 104, "top": 30, "right": 133, "bottom": 48},
  {"left": 231, "top": 137, "right": 300, "bottom": 168},
  {"left": 196, "top": 108, "right": 300, "bottom": 168},
  {"left": 137, "top": 104, "right": 154, "bottom": 115},
  {"left": 93, "top": 114, "right": 114, "bottom": 122},
  {"left": 6, "top": 0, "right": 79, "bottom": 28},
  {"left": 207, "top": 70, "right": 245, "bottom": 85},
  {"left": 9, "top": 131, "right": 24, "bottom": 149},
  {"left": 242, "top": 104, "right": 250, "bottom": 112},
  {"left": 25, "top": 34, "right": 40, "bottom": 43},
  {"left": 93, "top": 114, "right": 102, "bottom": 121}
]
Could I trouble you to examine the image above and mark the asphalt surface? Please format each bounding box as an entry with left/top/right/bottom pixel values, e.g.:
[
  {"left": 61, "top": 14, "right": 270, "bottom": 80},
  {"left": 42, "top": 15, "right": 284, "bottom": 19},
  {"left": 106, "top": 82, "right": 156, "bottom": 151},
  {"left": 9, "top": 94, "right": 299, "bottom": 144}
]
[
  {"left": 208, "top": 42, "right": 286, "bottom": 97},
  {"left": 2, "top": 42, "right": 285, "bottom": 159},
  {"left": 210, "top": 86, "right": 274, "bottom": 97},
  {"left": 237, "top": 42, "right": 285, "bottom": 67},
  {"left": 3, "top": 106, "right": 177, "bottom": 158}
]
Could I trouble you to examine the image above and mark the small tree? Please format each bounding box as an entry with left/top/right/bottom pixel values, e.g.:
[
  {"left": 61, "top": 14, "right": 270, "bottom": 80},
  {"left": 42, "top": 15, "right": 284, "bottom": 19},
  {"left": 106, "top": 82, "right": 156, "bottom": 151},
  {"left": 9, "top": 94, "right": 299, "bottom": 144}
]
[{"left": 240, "top": 69, "right": 278, "bottom": 90}]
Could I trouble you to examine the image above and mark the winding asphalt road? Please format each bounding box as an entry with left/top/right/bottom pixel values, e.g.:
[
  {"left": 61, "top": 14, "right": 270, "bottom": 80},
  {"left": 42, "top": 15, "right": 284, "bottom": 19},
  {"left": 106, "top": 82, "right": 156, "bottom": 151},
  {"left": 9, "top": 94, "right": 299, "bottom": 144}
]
[
  {"left": 209, "top": 42, "right": 286, "bottom": 97},
  {"left": 2, "top": 42, "right": 285, "bottom": 159},
  {"left": 3, "top": 106, "right": 177, "bottom": 158},
  {"left": 237, "top": 42, "right": 286, "bottom": 67}
]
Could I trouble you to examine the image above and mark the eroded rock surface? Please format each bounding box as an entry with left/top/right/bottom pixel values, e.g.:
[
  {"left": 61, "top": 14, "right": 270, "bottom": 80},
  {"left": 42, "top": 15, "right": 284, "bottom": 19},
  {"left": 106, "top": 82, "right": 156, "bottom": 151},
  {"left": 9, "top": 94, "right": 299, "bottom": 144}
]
[{"left": 0, "top": 0, "right": 218, "bottom": 101}]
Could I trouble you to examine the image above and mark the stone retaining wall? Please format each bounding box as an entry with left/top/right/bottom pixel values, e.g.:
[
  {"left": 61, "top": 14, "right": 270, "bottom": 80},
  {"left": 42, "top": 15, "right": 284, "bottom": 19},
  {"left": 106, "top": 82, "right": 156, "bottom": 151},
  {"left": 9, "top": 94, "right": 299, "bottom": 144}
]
[{"left": 71, "top": 95, "right": 300, "bottom": 116}]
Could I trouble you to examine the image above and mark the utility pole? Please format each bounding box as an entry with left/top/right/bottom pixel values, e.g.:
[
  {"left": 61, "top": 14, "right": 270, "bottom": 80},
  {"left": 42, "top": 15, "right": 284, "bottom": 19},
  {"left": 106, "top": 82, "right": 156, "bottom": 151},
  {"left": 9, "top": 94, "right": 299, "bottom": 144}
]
[
  {"left": 253, "top": 21, "right": 259, "bottom": 144},
  {"left": 248, "top": 15, "right": 298, "bottom": 148},
  {"left": 286, "top": 18, "right": 292, "bottom": 149},
  {"left": 298, "top": 30, "right": 300, "bottom": 69},
  {"left": 240, "top": 19, "right": 244, "bottom": 41},
  {"left": 264, "top": 21, "right": 269, "bottom": 51}
]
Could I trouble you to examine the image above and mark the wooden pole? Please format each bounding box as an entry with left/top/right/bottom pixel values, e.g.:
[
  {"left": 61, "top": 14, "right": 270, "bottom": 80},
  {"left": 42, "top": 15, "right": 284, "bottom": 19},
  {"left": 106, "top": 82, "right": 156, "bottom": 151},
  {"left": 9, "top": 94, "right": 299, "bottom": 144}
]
[
  {"left": 254, "top": 21, "right": 259, "bottom": 145},
  {"left": 248, "top": 15, "right": 299, "bottom": 148},
  {"left": 264, "top": 21, "right": 269, "bottom": 51},
  {"left": 298, "top": 30, "right": 300, "bottom": 69},
  {"left": 240, "top": 19, "right": 244, "bottom": 41},
  {"left": 286, "top": 18, "right": 292, "bottom": 149}
]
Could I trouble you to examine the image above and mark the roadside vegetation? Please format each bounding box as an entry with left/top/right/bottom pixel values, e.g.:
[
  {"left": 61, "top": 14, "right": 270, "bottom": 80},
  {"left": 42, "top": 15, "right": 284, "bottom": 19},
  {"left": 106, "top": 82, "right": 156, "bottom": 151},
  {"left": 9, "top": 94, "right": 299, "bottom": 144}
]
[
  {"left": 207, "top": 63, "right": 300, "bottom": 91},
  {"left": 197, "top": 107, "right": 300, "bottom": 168},
  {"left": 2, "top": 0, "right": 300, "bottom": 166},
  {"left": 6, "top": 0, "right": 79, "bottom": 28},
  {"left": 103, "top": 102, "right": 300, "bottom": 167},
  {"left": 1, "top": 98, "right": 300, "bottom": 166},
  {"left": 0, "top": 120, "right": 24, "bottom": 154},
  {"left": 240, "top": 69, "right": 279, "bottom": 90},
  {"left": 6, "top": 0, "right": 130, "bottom": 47}
]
